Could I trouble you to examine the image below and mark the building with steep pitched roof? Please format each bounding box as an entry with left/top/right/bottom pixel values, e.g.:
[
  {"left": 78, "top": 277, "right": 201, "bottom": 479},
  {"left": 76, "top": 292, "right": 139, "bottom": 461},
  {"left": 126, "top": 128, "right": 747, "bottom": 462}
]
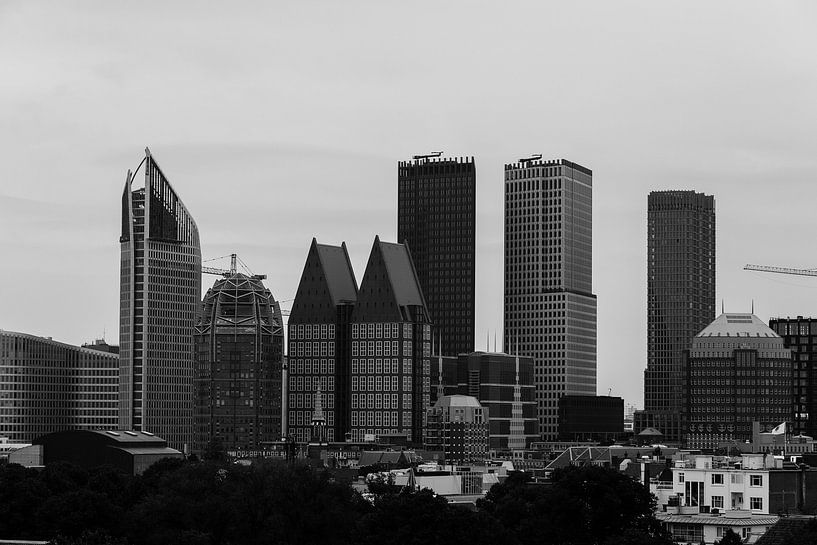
[
  {"left": 287, "top": 238, "right": 358, "bottom": 443},
  {"left": 350, "top": 237, "right": 432, "bottom": 444}
]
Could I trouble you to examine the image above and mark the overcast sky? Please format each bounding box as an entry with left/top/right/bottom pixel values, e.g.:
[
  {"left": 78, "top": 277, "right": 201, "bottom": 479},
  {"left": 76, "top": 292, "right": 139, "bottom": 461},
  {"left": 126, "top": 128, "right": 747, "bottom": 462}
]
[{"left": 1, "top": 1, "right": 815, "bottom": 409}]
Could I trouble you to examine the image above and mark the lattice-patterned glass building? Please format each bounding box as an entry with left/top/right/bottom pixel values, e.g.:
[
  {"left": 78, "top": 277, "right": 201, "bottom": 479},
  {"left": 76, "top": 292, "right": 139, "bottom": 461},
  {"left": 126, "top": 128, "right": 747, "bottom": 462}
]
[{"left": 194, "top": 273, "right": 284, "bottom": 454}]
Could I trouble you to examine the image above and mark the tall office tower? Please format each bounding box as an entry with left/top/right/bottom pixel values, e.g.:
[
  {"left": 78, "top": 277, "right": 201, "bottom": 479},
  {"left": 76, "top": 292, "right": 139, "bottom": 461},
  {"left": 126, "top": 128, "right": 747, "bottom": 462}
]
[
  {"left": 120, "top": 148, "right": 201, "bottom": 451},
  {"left": 287, "top": 239, "right": 358, "bottom": 443},
  {"left": 503, "top": 158, "right": 597, "bottom": 441},
  {"left": 0, "top": 330, "right": 119, "bottom": 442},
  {"left": 193, "top": 272, "right": 284, "bottom": 454},
  {"left": 686, "top": 313, "right": 792, "bottom": 449},
  {"left": 769, "top": 317, "right": 817, "bottom": 437},
  {"left": 398, "top": 154, "right": 476, "bottom": 356},
  {"left": 640, "top": 190, "right": 715, "bottom": 443},
  {"left": 350, "top": 237, "right": 432, "bottom": 443}
]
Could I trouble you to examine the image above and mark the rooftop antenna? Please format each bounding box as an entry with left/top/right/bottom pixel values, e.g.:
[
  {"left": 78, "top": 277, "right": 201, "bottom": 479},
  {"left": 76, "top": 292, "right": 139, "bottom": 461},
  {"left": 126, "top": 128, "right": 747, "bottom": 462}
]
[
  {"left": 493, "top": 331, "right": 497, "bottom": 352},
  {"left": 722, "top": 300, "right": 725, "bottom": 314},
  {"left": 486, "top": 331, "right": 489, "bottom": 351},
  {"left": 751, "top": 299, "right": 754, "bottom": 314}
]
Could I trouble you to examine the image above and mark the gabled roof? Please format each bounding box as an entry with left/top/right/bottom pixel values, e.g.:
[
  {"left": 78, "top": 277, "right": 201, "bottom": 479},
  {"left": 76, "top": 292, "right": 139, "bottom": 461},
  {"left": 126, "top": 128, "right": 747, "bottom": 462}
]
[
  {"left": 352, "top": 236, "right": 429, "bottom": 323},
  {"left": 315, "top": 241, "right": 358, "bottom": 305},
  {"left": 377, "top": 239, "right": 426, "bottom": 308},
  {"left": 289, "top": 238, "right": 358, "bottom": 322}
]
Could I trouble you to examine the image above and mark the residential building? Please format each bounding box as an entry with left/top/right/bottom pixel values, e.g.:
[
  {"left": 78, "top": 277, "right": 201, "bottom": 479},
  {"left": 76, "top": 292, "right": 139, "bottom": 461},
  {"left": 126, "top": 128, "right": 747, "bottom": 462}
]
[
  {"left": 398, "top": 154, "right": 476, "bottom": 356},
  {"left": 640, "top": 190, "right": 715, "bottom": 444},
  {"left": 454, "top": 351, "right": 538, "bottom": 451},
  {"left": 424, "top": 394, "right": 488, "bottom": 463},
  {"left": 119, "top": 148, "right": 201, "bottom": 451},
  {"left": 350, "top": 237, "right": 432, "bottom": 444},
  {"left": 685, "top": 313, "right": 792, "bottom": 449},
  {"left": 558, "top": 395, "right": 624, "bottom": 442},
  {"left": 287, "top": 238, "right": 358, "bottom": 444},
  {"left": 0, "top": 330, "right": 119, "bottom": 442},
  {"left": 769, "top": 317, "right": 817, "bottom": 438},
  {"left": 503, "top": 158, "right": 597, "bottom": 440},
  {"left": 194, "top": 271, "right": 284, "bottom": 454}
]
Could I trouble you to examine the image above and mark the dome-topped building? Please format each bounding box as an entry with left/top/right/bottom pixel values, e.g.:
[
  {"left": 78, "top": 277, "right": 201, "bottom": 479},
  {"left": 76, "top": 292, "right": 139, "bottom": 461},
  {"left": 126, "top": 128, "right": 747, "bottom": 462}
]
[
  {"left": 686, "top": 313, "right": 792, "bottom": 449},
  {"left": 194, "top": 272, "right": 284, "bottom": 455}
]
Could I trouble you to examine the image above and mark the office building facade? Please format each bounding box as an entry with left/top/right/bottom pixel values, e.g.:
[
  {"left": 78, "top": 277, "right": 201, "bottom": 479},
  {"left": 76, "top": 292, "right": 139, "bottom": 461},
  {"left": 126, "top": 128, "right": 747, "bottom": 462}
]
[
  {"left": 640, "top": 190, "right": 715, "bottom": 443},
  {"left": 557, "top": 395, "right": 624, "bottom": 442},
  {"left": 398, "top": 155, "right": 476, "bottom": 357},
  {"left": 284, "top": 238, "right": 358, "bottom": 443},
  {"left": 287, "top": 238, "right": 358, "bottom": 444},
  {"left": 424, "top": 395, "right": 489, "bottom": 463},
  {"left": 350, "top": 237, "right": 432, "bottom": 444},
  {"left": 503, "top": 158, "right": 597, "bottom": 440},
  {"left": 455, "top": 351, "right": 538, "bottom": 450},
  {"left": 0, "top": 330, "right": 119, "bottom": 442},
  {"left": 194, "top": 272, "right": 285, "bottom": 454},
  {"left": 769, "top": 316, "right": 817, "bottom": 437},
  {"left": 685, "top": 314, "right": 792, "bottom": 449},
  {"left": 120, "top": 148, "right": 201, "bottom": 451}
]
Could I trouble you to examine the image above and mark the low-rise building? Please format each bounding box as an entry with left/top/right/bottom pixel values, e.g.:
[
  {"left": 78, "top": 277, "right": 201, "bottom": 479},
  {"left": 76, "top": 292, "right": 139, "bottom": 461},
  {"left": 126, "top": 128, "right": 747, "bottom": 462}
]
[{"left": 424, "top": 395, "right": 488, "bottom": 463}]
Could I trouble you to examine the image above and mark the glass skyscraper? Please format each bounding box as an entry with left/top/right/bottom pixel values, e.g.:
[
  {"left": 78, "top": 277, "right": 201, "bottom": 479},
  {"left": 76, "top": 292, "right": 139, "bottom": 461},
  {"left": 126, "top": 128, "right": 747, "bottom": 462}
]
[
  {"left": 639, "top": 190, "right": 715, "bottom": 443},
  {"left": 503, "top": 158, "right": 596, "bottom": 441},
  {"left": 119, "top": 148, "right": 201, "bottom": 451}
]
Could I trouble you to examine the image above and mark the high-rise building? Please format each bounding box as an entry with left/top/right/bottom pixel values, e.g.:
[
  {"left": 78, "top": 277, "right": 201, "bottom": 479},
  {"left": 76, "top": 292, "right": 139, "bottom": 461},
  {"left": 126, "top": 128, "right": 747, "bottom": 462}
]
[
  {"left": 194, "top": 272, "right": 284, "bottom": 454},
  {"left": 287, "top": 238, "right": 358, "bottom": 443},
  {"left": 119, "top": 148, "right": 201, "bottom": 451},
  {"left": 0, "top": 330, "right": 119, "bottom": 442},
  {"left": 503, "top": 158, "right": 597, "bottom": 441},
  {"left": 639, "top": 190, "right": 715, "bottom": 443},
  {"left": 398, "top": 154, "right": 476, "bottom": 356},
  {"left": 769, "top": 316, "right": 817, "bottom": 437},
  {"left": 454, "top": 351, "right": 538, "bottom": 451},
  {"left": 350, "top": 237, "right": 432, "bottom": 444},
  {"left": 685, "top": 313, "right": 792, "bottom": 449}
]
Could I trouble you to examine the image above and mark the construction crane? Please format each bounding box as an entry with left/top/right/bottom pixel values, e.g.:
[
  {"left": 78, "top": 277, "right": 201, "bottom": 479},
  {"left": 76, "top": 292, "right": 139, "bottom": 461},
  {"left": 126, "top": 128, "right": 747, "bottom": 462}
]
[
  {"left": 202, "top": 253, "right": 266, "bottom": 280},
  {"left": 412, "top": 151, "right": 443, "bottom": 161},
  {"left": 518, "top": 154, "right": 543, "bottom": 164},
  {"left": 202, "top": 254, "right": 290, "bottom": 316},
  {"left": 743, "top": 264, "right": 817, "bottom": 278}
]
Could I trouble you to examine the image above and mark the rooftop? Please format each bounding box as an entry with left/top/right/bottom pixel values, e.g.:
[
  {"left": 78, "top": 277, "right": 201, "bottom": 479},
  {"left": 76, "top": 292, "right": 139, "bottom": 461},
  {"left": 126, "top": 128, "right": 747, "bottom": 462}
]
[{"left": 696, "top": 313, "right": 779, "bottom": 338}]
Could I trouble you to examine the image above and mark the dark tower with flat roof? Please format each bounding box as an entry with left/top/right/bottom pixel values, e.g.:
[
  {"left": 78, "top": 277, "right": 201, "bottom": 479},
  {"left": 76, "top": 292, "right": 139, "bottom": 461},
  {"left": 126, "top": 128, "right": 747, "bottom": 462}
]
[
  {"left": 638, "top": 190, "right": 715, "bottom": 444},
  {"left": 398, "top": 154, "right": 475, "bottom": 357}
]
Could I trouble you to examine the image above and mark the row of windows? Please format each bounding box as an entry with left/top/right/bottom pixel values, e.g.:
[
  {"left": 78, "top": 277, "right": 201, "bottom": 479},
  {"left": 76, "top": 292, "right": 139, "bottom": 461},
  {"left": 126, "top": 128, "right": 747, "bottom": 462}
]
[
  {"left": 351, "top": 411, "right": 410, "bottom": 428},
  {"left": 289, "top": 323, "right": 335, "bottom": 340}
]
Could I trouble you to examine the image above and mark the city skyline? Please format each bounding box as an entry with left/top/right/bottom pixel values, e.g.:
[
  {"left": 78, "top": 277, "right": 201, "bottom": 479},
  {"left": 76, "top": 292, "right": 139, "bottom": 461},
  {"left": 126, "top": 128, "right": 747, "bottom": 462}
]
[{"left": 2, "top": 2, "right": 816, "bottom": 411}]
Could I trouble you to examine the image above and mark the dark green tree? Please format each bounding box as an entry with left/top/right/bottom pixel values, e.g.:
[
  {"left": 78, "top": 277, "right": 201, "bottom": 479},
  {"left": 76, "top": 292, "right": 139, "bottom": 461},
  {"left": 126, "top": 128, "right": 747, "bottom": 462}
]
[{"left": 714, "top": 528, "right": 742, "bottom": 545}]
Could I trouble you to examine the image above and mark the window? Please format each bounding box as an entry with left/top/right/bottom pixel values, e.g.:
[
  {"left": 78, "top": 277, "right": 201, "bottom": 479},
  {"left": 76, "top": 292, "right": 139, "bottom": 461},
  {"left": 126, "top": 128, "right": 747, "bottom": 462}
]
[
  {"left": 678, "top": 472, "right": 684, "bottom": 483},
  {"left": 711, "top": 473, "right": 724, "bottom": 485},
  {"left": 750, "top": 497, "right": 763, "bottom": 510},
  {"left": 712, "top": 496, "right": 723, "bottom": 509},
  {"left": 750, "top": 475, "right": 762, "bottom": 487}
]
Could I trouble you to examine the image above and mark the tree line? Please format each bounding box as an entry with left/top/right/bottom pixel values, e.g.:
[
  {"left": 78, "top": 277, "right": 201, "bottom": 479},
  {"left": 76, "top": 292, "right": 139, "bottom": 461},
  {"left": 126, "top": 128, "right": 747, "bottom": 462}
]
[{"left": 1, "top": 458, "right": 682, "bottom": 545}]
